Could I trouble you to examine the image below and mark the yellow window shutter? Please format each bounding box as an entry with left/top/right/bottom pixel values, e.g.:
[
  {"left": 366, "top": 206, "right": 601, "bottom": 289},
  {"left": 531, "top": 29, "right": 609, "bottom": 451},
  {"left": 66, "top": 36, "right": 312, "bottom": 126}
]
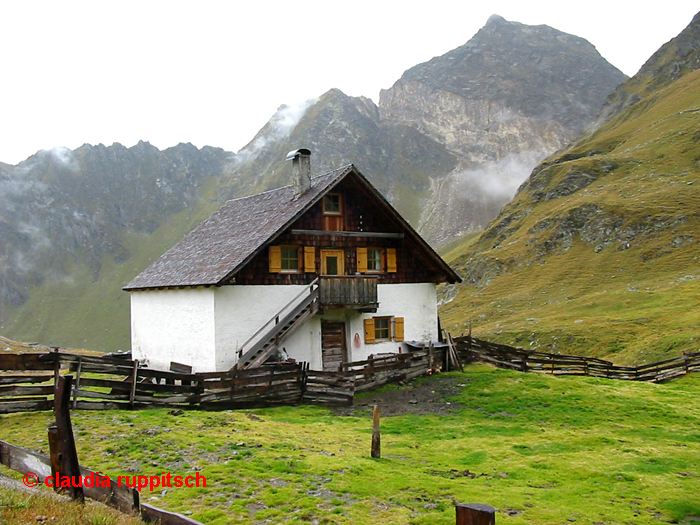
[
  {"left": 364, "top": 318, "right": 376, "bottom": 344},
  {"left": 394, "top": 317, "right": 404, "bottom": 342},
  {"left": 387, "top": 248, "right": 397, "bottom": 273},
  {"left": 269, "top": 246, "right": 281, "bottom": 273},
  {"left": 304, "top": 246, "right": 316, "bottom": 272},
  {"left": 357, "top": 247, "right": 368, "bottom": 273}
]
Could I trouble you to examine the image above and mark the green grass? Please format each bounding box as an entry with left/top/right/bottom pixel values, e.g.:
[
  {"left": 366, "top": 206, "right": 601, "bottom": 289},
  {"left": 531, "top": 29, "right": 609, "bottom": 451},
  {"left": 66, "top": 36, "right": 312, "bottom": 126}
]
[
  {"left": 0, "top": 484, "right": 146, "bottom": 524},
  {"left": 2, "top": 367, "right": 699, "bottom": 524}
]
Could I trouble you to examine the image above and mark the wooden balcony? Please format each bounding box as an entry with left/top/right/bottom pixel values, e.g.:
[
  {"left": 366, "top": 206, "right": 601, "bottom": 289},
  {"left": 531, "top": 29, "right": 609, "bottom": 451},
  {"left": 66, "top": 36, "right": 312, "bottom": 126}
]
[{"left": 319, "top": 276, "right": 379, "bottom": 311}]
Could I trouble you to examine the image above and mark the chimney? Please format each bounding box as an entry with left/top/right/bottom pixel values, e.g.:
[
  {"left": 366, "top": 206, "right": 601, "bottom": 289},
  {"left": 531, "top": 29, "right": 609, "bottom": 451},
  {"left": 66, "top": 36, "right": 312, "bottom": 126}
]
[{"left": 286, "top": 148, "right": 311, "bottom": 197}]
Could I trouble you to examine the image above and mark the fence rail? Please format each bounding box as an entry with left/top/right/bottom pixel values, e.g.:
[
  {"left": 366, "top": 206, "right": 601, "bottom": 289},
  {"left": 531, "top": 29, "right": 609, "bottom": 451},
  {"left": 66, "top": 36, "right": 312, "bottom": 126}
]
[
  {"left": 455, "top": 336, "right": 700, "bottom": 383},
  {"left": 341, "top": 349, "right": 433, "bottom": 392},
  {"left": 0, "top": 347, "right": 437, "bottom": 414},
  {"left": 0, "top": 352, "right": 358, "bottom": 414}
]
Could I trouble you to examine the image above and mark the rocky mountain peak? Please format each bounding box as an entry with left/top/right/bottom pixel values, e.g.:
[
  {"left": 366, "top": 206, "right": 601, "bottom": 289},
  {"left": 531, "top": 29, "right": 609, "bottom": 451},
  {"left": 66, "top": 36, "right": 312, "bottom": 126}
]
[
  {"left": 377, "top": 15, "right": 626, "bottom": 245},
  {"left": 485, "top": 14, "right": 507, "bottom": 26}
]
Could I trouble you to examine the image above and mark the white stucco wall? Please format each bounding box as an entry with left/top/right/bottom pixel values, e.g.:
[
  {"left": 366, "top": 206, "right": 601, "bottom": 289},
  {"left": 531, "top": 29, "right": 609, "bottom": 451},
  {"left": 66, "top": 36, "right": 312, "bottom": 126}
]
[
  {"left": 348, "top": 282, "right": 439, "bottom": 362},
  {"left": 130, "top": 282, "right": 439, "bottom": 373},
  {"left": 130, "top": 288, "right": 216, "bottom": 372},
  {"left": 213, "top": 285, "right": 311, "bottom": 370}
]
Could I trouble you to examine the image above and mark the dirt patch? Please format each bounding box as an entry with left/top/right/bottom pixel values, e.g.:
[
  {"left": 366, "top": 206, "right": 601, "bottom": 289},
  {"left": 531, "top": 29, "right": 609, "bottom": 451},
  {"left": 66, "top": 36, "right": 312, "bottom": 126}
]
[{"left": 333, "top": 375, "right": 468, "bottom": 417}]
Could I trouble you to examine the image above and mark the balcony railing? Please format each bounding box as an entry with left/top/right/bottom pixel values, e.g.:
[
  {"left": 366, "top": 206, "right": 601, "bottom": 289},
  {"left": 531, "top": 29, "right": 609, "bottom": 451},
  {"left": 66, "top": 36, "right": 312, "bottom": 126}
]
[{"left": 319, "top": 276, "right": 379, "bottom": 311}]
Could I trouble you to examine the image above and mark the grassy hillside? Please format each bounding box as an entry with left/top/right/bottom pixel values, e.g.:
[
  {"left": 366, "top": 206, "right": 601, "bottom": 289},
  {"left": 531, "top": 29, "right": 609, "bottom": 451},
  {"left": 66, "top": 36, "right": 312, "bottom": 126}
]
[
  {"left": 439, "top": 65, "right": 700, "bottom": 365},
  {"left": 1, "top": 368, "right": 699, "bottom": 524}
]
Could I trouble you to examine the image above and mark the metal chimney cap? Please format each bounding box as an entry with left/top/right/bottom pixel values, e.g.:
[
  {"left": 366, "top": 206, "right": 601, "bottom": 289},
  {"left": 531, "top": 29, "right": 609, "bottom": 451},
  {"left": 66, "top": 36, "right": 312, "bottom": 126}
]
[{"left": 285, "top": 148, "right": 311, "bottom": 161}]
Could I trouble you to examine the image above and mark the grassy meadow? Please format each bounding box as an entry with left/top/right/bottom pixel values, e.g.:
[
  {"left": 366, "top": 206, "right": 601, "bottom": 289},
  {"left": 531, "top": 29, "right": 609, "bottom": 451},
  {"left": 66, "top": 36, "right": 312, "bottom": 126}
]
[{"left": 2, "top": 366, "right": 699, "bottom": 524}]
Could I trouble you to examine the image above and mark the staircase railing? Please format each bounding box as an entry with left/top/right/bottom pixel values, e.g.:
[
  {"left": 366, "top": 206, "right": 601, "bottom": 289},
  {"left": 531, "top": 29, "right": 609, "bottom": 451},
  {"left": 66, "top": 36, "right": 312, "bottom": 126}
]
[{"left": 234, "top": 278, "right": 319, "bottom": 366}]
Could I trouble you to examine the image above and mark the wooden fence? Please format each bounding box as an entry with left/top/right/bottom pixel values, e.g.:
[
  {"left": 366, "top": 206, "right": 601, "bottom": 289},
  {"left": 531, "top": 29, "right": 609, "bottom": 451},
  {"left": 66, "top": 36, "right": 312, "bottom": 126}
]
[
  {"left": 1, "top": 348, "right": 436, "bottom": 414},
  {"left": 340, "top": 349, "right": 433, "bottom": 392},
  {"left": 0, "top": 351, "right": 356, "bottom": 414},
  {"left": 456, "top": 336, "right": 700, "bottom": 383}
]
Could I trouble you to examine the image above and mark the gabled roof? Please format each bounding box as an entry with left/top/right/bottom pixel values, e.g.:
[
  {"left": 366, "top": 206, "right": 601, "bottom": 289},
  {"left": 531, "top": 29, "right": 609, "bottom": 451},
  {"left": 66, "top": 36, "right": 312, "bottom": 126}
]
[{"left": 124, "top": 164, "right": 460, "bottom": 290}]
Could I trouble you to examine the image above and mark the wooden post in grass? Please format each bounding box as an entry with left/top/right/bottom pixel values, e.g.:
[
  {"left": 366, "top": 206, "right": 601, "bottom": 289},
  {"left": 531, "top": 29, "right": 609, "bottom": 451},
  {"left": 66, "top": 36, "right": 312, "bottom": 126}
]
[
  {"left": 456, "top": 503, "right": 495, "bottom": 524},
  {"left": 371, "top": 405, "right": 380, "bottom": 458},
  {"left": 48, "top": 375, "right": 84, "bottom": 502}
]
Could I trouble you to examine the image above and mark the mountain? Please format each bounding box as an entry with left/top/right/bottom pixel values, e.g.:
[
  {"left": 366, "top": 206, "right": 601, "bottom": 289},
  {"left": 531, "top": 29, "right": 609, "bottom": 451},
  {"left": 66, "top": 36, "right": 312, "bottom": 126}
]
[
  {"left": 0, "top": 142, "right": 230, "bottom": 349},
  {"left": 378, "top": 14, "right": 627, "bottom": 244},
  {"left": 227, "top": 15, "right": 626, "bottom": 241},
  {"left": 0, "top": 15, "right": 628, "bottom": 352},
  {"left": 440, "top": 11, "right": 700, "bottom": 365}
]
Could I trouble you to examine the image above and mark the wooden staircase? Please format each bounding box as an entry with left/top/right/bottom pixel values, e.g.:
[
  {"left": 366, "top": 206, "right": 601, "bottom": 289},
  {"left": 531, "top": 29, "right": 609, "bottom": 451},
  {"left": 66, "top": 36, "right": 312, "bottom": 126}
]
[{"left": 235, "top": 280, "right": 320, "bottom": 370}]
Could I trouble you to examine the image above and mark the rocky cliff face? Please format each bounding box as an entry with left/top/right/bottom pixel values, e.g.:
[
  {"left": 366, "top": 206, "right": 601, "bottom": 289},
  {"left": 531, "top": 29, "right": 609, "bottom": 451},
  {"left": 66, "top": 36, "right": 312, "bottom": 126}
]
[{"left": 378, "top": 14, "right": 627, "bottom": 244}]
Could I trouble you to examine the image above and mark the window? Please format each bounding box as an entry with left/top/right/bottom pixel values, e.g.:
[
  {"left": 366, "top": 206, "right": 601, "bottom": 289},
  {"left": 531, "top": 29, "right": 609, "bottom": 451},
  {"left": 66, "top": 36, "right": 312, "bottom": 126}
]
[
  {"left": 367, "top": 249, "right": 383, "bottom": 272},
  {"left": 323, "top": 193, "right": 342, "bottom": 215},
  {"left": 357, "top": 247, "right": 397, "bottom": 273},
  {"left": 280, "top": 246, "right": 300, "bottom": 272},
  {"left": 374, "top": 317, "right": 390, "bottom": 341},
  {"left": 269, "top": 245, "right": 313, "bottom": 273},
  {"left": 364, "top": 316, "right": 404, "bottom": 344},
  {"left": 322, "top": 193, "right": 344, "bottom": 231}
]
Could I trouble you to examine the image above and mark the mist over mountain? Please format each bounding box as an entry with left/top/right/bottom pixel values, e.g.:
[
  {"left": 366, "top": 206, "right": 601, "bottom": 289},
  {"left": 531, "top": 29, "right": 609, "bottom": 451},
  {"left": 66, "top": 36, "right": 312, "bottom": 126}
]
[
  {"left": 1, "top": 15, "right": 628, "bottom": 351},
  {"left": 0, "top": 142, "right": 230, "bottom": 348}
]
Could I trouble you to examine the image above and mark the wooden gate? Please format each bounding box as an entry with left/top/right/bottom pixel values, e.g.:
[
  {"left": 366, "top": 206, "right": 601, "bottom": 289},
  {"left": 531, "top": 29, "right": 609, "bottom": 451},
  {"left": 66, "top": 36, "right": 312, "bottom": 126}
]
[{"left": 321, "top": 322, "right": 347, "bottom": 371}]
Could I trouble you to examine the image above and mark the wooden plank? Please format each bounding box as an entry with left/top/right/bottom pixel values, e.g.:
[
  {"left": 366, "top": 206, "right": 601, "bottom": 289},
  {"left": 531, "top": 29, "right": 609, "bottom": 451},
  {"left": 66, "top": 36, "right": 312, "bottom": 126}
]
[
  {"left": 0, "top": 385, "right": 55, "bottom": 397},
  {"left": 140, "top": 503, "right": 206, "bottom": 525},
  {"left": 0, "top": 400, "right": 53, "bottom": 413},
  {"left": 78, "top": 467, "right": 140, "bottom": 515},
  {"left": 0, "top": 375, "right": 54, "bottom": 385},
  {"left": 0, "top": 353, "right": 56, "bottom": 371},
  {"left": 77, "top": 363, "right": 137, "bottom": 376},
  {"left": 77, "top": 377, "right": 198, "bottom": 394},
  {"left": 73, "top": 390, "right": 131, "bottom": 401}
]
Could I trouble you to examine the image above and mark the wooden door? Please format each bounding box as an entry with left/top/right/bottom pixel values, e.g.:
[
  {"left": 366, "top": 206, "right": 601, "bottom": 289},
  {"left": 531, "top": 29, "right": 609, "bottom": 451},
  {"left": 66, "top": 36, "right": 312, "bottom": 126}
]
[
  {"left": 321, "top": 249, "right": 345, "bottom": 275},
  {"left": 321, "top": 322, "right": 347, "bottom": 371}
]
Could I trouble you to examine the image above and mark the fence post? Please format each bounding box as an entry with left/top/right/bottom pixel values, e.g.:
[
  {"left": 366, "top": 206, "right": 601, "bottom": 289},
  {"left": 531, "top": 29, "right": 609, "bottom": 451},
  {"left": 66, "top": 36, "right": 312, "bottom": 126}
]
[
  {"left": 371, "top": 405, "right": 381, "bottom": 459},
  {"left": 52, "top": 347, "right": 61, "bottom": 388},
  {"left": 456, "top": 503, "right": 495, "bottom": 525},
  {"left": 48, "top": 375, "right": 84, "bottom": 502},
  {"left": 129, "top": 361, "right": 139, "bottom": 407},
  {"left": 72, "top": 356, "right": 82, "bottom": 409}
]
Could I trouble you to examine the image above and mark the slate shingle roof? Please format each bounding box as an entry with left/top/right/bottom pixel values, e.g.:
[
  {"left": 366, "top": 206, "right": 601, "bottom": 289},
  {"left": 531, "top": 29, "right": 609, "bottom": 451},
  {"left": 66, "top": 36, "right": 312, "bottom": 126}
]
[{"left": 124, "top": 165, "right": 353, "bottom": 290}]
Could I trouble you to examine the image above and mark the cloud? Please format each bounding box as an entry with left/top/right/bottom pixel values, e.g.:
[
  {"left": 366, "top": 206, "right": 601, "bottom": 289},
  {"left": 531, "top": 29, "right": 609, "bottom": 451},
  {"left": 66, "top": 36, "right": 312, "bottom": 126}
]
[
  {"left": 48, "top": 146, "right": 74, "bottom": 166},
  {"left": 235, "top": 97, "right": 318, "bottom": 164},
  {"left": 453, "top": 151, "right": 546, "bottom": 202}
]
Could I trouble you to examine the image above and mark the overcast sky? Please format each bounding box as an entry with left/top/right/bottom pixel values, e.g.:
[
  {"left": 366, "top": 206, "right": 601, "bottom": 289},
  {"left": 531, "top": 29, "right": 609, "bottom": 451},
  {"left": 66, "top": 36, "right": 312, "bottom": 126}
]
[{"left": 1, "top": 1, "right": 697, "bottom": 165}]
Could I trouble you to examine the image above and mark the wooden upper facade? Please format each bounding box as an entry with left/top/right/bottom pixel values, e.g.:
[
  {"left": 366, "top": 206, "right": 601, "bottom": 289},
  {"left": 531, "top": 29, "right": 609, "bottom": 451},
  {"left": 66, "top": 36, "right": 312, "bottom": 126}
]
[
  {"left": 227, "top": 175, "right": 457, "bottom": 286},
  {"left": 124, "top": 164, "right": 460, "bottom": 291}
]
